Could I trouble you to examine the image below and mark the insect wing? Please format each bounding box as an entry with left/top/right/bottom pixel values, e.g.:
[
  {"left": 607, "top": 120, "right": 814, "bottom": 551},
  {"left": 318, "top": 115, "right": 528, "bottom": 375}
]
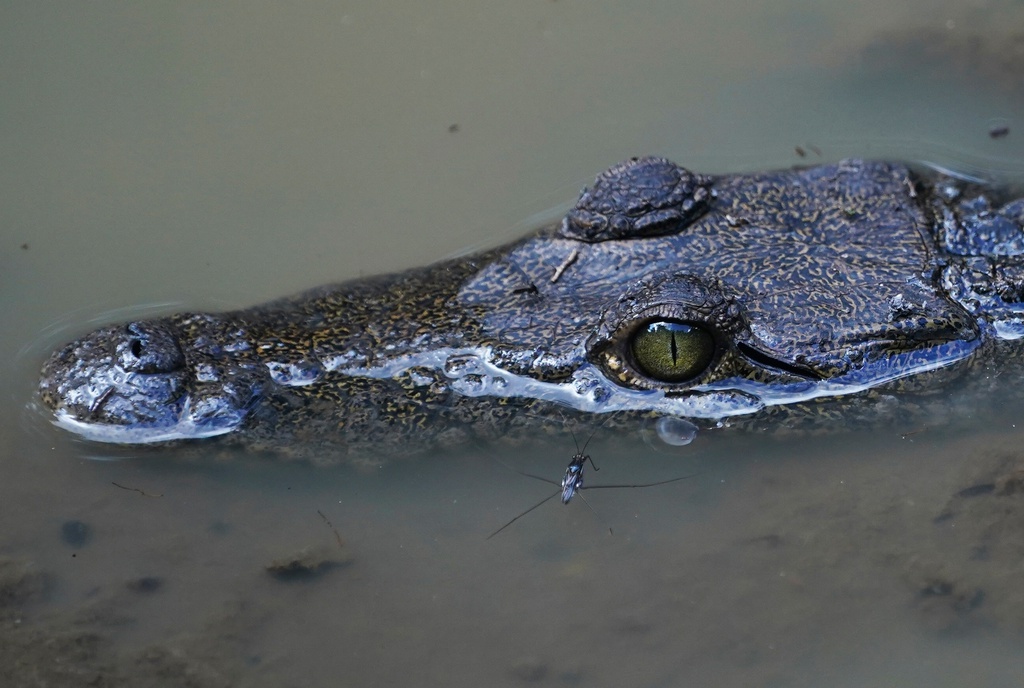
[{"left": 561, "top": 463, "right": 583, "bottom": 504}]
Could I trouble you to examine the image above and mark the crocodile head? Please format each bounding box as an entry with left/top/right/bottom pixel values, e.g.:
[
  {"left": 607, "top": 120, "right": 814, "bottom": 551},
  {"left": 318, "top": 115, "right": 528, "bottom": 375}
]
[{"left": 38, "top": 157, "right": 991, "bottom": 458}]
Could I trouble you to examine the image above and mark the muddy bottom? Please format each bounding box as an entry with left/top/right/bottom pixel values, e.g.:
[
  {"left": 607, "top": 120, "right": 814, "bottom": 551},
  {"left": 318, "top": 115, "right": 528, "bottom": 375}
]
[{"left": 6, "top": 411, "right": 1024, "bottom": 687}]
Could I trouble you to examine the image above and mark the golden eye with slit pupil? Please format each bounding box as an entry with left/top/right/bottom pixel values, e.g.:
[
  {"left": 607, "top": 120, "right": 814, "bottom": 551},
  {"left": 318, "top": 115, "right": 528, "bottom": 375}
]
[{"left": 630, "top": 321, "right": 715, "bottom": 382}]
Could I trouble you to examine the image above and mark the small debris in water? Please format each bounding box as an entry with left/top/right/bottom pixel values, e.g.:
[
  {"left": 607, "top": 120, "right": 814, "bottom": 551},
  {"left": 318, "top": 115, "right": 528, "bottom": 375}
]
[
  {"left": 317, "top": 510, "right": 345, "bottom": 550},
  {"left": 550, "top": 248, "right": 579, "bottom": 283},
  {"left": 111, "top": 481, "right": 163, "bottom": 498},
  {"left": 448, "top": 123, "right": 460, "bottom": 133},
  {"left": 900, "top": 427, "right": 926, "bottom": 440},
  {"left": 60, "top": 520, "right": 92, "bottom": 548},
  {"left": 989, "top": 124, "right": 1010, "bottom": 139},
  {"left": 20, "top": 243, "right": 28, "bottom": 250}
]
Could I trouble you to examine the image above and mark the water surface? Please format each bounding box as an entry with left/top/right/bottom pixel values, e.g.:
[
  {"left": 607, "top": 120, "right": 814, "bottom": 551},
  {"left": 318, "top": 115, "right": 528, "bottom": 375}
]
[{"left": 4, "top": 2, "right": 1024, "bottom": 685}]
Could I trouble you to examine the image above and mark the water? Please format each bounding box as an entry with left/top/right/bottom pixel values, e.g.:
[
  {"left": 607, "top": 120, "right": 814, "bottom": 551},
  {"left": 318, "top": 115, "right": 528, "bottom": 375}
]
[{"left": 4, "top": 1, "right": 1024, "bottom": 685}]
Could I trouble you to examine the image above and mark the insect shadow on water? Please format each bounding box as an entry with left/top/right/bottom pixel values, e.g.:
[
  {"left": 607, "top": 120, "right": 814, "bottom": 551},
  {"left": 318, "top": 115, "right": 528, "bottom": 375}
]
[{"left": 487, "top": 418, "right": 698, "bottom": 539}]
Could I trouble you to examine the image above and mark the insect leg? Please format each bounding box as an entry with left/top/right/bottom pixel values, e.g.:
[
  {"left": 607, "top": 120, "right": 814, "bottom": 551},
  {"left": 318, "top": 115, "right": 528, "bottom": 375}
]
[{"left": 487, "top": 491, "right": 559, "bottom": 540}]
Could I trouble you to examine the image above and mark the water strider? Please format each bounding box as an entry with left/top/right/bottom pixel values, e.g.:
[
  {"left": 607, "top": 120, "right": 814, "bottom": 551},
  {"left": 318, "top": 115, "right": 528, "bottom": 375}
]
[
  {"left": 487, "top": 424, "right": 698, "bottom": 539},
  {"left": 36, "top": 156, "right": 1024, "bottom": 461}
]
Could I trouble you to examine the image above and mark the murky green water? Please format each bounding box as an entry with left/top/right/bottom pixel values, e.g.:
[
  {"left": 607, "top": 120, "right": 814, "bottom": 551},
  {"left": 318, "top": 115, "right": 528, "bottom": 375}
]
[{"left": 5, "top": 2, "right": 1024, "bottom": 686}]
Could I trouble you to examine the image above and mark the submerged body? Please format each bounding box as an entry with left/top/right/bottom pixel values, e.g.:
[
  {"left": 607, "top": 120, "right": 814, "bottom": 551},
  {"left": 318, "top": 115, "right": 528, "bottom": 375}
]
[{"left": 37, "top": 157, "right": 1024, "bottom": 458}]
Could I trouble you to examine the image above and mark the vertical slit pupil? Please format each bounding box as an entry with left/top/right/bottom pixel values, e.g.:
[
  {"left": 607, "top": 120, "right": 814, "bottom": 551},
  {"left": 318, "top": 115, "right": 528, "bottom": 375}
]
[{"left": 629, "top": 319, "right": 715, "bottom": 383}]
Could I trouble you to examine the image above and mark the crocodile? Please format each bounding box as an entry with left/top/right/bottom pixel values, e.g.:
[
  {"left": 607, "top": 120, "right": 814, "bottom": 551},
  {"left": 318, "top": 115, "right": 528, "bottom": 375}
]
[{"left": 36, "top": 157, "right": 1024, "bottom": 460}]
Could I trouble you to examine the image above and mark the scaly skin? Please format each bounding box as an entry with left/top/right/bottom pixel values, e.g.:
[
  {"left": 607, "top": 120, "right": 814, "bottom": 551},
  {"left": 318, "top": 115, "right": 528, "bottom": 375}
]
[{"left": 37, "top": 157, "right": 1024, "bottom": 460}]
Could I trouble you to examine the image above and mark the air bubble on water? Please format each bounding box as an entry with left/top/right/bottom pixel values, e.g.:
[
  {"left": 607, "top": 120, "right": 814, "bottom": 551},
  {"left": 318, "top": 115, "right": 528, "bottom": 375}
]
[{"left": 654, "top": 415, "right": 698, "bottom": 446}]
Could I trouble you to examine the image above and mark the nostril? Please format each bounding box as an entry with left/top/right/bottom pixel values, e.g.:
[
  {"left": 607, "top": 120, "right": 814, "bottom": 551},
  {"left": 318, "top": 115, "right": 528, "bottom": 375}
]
[{"left": 119, "top": 321, "right": 185, "bottom": 374}]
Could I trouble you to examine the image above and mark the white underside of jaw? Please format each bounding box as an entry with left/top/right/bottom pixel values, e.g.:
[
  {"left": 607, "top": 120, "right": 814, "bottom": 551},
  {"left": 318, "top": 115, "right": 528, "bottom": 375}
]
[
  {"left": 52, "top": 407, "right": 238, "bottom": 444},
  {"left": 337, "top": 338, "right": 982, "bottom": 420}
]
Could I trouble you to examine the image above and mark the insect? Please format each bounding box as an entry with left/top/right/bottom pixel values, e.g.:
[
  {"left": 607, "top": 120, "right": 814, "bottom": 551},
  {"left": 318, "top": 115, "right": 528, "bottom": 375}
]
[
  {"left": 487, "top": 422, "right": 697, "bottom": 539},
  {"left": 559, "top": 443, "right": 598, "bottom": 505}
]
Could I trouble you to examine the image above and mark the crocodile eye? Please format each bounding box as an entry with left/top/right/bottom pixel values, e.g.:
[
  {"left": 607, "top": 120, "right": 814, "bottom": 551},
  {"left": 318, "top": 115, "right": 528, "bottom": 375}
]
[{"left": 629, "top": 320, "right": 715, "bottom": 382}]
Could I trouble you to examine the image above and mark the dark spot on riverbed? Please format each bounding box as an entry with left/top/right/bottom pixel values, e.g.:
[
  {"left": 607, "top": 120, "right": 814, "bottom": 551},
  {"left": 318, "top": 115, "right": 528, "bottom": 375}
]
[
  {"left": 510, "top": 657, "right": 547, "bottom": 682},
  {"left": 954, "top": 483, "right": 995, "bottom": 498},
  {"left": 0, "top": 557, "right": 50, "bottom": 608},
  {"left": 745, "top": 533, "right": 783, "bottom": 548},
  {"left": 265, "top": 546, "right": 350, "bottom": 581},
  {"left": 994, "top": 467, "right": 1024, "bottom": 495},
  {"left": 915, "top": 576, "right": 985, "bottom": 632},
  {"left": 61, "top": 520, "right": 92, "bottom": 548},
  {"left": 127, "top": 577, "right": 163, "bottom": 594}
]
